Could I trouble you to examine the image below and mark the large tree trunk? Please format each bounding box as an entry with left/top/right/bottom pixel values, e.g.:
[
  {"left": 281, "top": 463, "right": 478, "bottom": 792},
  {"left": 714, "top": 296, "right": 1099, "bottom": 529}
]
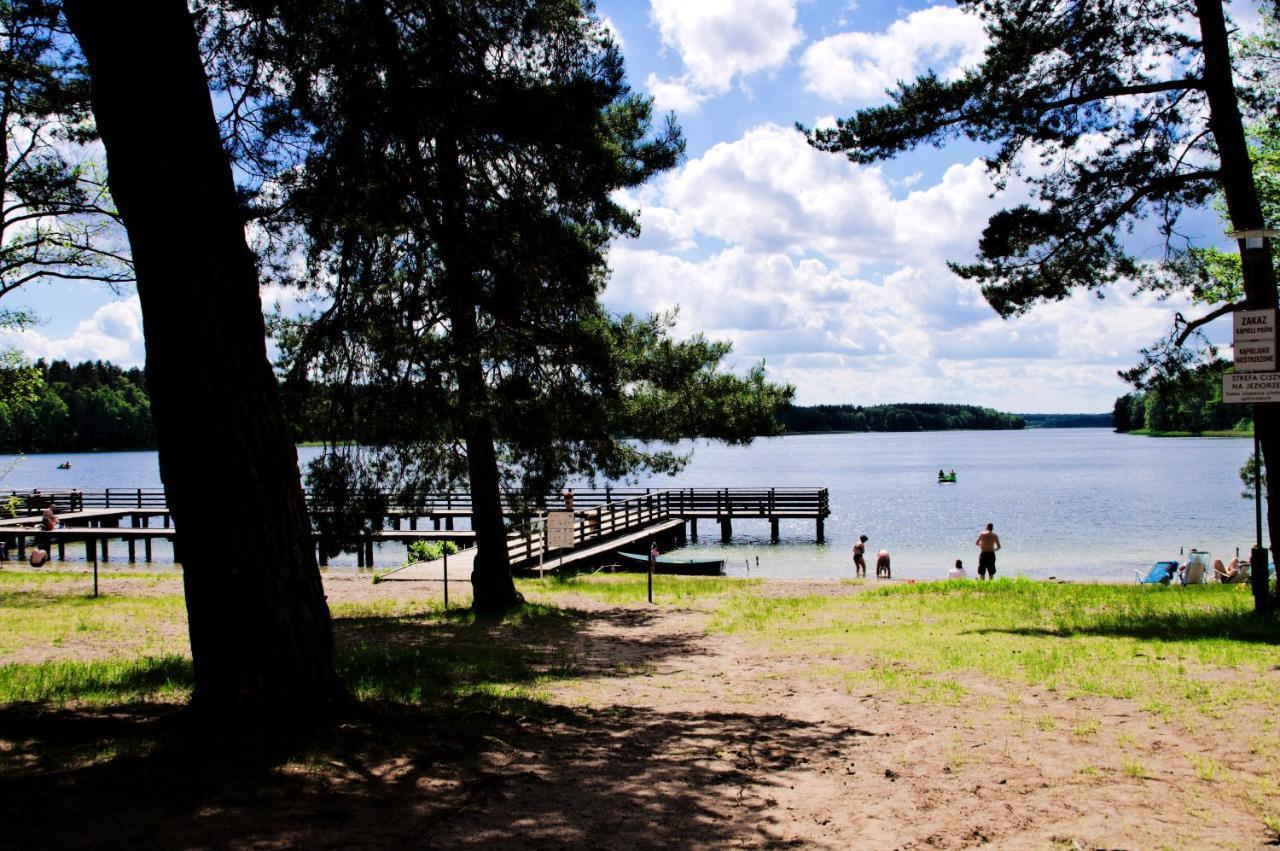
[
  {"left": 1199, "top": 0, "right": 1280, "bottom": 614},
  {"left": 63, "top": 0, "right": 347, "bottom": 710}
]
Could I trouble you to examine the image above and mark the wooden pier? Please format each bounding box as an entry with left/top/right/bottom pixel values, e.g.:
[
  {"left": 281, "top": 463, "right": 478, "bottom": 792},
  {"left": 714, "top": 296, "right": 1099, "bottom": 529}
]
[{"left": 1, "top": 486, "right": 831, "bottom": 571}]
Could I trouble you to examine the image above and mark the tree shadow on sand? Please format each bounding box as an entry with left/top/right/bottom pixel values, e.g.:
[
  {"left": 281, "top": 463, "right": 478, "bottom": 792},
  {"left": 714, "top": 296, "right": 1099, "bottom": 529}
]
[{"left": 1, "top": 603, "right": 878, "bottom": 848}]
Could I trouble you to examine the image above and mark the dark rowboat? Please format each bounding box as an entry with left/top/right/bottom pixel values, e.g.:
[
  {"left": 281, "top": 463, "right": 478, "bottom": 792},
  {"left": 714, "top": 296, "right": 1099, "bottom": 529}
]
[{"left": 616, "top": 551, "right": 725, "bottom": 576}]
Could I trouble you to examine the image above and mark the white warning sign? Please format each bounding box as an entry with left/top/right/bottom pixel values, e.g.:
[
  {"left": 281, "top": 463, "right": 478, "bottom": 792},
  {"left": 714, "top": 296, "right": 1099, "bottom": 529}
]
[
  {"left": 546, "top": 511, "right": 575, "bottom": 550},
  {"left": 1233, "top": 309, "right": 1277, "bottom": 372},
  {"left": 1223, "top": 371, "right": 1280, "bottom": 404}
]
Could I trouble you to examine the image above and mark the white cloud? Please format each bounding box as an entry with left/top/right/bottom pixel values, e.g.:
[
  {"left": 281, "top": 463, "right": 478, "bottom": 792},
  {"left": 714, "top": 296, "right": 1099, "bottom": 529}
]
[
  {"left": 603, "top": 120, "right": 1200, "bottom": 412},
  {"left": 2, "top": 295, "right": 145, "bottom": 366},
  {"left": 801, "top": 5, "right": 987, "bottom": 103},
  {"left": 646, "top": 0, "right": 802, "bottom": 111},
  {"left": 649, "top": 123, "right": 1004, "bottom": 272},
  {"left": 645, "top": 73, "right": 711, "bottom": 114}
]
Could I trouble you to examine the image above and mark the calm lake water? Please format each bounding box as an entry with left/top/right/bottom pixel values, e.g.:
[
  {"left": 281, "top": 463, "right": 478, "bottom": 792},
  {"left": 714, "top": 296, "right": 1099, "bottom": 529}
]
[{"left": 0, "top": 429, "right": 1259, "bottom": 580}]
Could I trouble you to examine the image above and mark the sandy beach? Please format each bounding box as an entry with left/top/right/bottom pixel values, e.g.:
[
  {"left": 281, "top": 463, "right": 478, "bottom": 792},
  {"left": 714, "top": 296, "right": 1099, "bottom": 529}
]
[{"left": 2, "top": 566, "right": 1277, "bottom": 848}]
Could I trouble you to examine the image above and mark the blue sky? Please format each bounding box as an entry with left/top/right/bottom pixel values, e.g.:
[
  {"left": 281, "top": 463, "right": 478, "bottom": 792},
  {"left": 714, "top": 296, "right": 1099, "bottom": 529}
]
[{"left": 3, "top": 1, "right": 1258, "bottom": 412}]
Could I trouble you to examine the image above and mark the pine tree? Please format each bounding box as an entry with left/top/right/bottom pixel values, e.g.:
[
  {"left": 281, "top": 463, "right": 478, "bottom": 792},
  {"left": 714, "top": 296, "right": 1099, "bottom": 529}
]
[
  {"left": 808, "top": 0, "right": 1279, "bottom": 612},
  {"left": 219, "top": 0, "right": 790, "bottom": 613}
]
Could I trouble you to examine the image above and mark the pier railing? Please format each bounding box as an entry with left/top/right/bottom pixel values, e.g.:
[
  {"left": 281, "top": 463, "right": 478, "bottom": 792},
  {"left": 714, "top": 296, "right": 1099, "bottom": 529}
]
[
  {"left": 4, "top": 488, "right": 167, "bottom": 512},
  {"left": 5, "top": 486, "right": 829, "bottom": 519},
  {"left": 506, "top": 491, "right": 672, "bottom": 565}
]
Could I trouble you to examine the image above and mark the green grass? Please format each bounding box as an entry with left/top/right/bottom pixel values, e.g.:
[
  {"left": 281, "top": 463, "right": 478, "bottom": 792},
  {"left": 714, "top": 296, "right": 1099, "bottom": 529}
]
[
  {"left": 0, "top": 656, "right": 192, "bottom": 704},
  {"left": 708, "top": 578, "right": 1280, "bottom": 710},
  {"left": 0, "top": 589, "right": 187, "bottom": 657},
  {"left": 0, "top": 569, "right": 177, "bottom": 584},
  {"left": 1128, "top": 428, "right": 1251, "bottom": 438},
  {"left": 0, "top": 595, "right": 584, "bottom": 711},
  {"left": 333, "top": 600, "right": 587, "bottom": 716},
  {"left": 517, "top": 572, "right": 760, "bottom": 604}
]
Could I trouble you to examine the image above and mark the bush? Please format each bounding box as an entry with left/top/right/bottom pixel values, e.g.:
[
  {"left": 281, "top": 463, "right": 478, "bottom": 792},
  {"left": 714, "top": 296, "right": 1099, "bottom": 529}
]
[{"left": 406, "top": 539, "right": 459, "bottom": 564}]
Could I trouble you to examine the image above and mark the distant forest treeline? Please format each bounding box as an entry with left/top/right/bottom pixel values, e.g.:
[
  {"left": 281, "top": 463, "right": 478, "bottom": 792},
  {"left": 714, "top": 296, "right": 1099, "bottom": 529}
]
[
  {"left": 1020, "top": 413, "right": 1113, "bottom": 429},
  {"left": 0, "top": 360, "right": 1123, "bottom": 452},
  {"left": 779, "top": 403, "right": 1025, "bottom": 433},
  {"left": 1112, "top": 362, "right": 1249, "bottom": 434},
  {"left": 0, "top": 359, "right": 155, "bottom": 453}
]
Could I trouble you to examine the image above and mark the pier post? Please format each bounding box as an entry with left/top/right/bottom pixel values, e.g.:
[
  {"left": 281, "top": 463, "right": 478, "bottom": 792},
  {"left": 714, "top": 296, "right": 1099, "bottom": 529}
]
[
  {"left": 770, "top": 518, "right": 779, "bottom": 543},
  {"left": 445, "top": 517, "right": 454, "bottom": 531},
  {"left": 356, "top": 540, "right": 365, "bottom": 568},
  {"left": 720, "top": 517, "right": 732, "bottom": 543},
  {"left": 100, "top": 536, "right": 109, "bottom": 562},
  {"left": 57, "top": 540, "right": 65, "bottom": 561},
  {"left": 410, "top": 516, "right": 417, "bottom": 531},
  {"left": 128, "top": 537, "right": 136, "bottom": 563},
  {"left": 689, "top": 518, "right": 698, "bottom": 541},
  {"left": 816, "top": 516, "right": 825, "bottom": 544},
  {"left": 144, "top": 537, "right": 152, "bottom": 562}
]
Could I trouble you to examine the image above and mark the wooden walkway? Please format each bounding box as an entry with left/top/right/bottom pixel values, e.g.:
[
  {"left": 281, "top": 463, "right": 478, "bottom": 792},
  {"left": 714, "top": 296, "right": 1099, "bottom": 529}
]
[{"left": 2, "top": 486, "right": 830, "bottom": 569}]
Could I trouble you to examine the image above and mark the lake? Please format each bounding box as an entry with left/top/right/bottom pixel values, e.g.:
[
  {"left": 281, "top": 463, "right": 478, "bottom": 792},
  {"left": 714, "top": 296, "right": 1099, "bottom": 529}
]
[{"left": 0, "top": 429, "right": 1259, "bottom": 580}]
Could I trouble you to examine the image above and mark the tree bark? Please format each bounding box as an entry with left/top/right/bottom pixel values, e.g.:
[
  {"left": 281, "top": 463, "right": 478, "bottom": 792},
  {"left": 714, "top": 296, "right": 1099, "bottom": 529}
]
[
  {"left": 1198, "top": 0, "right": 1279, "bottom": 613},
  {"left": 63, "top": 0, "right": 347, "bottom": 709}
]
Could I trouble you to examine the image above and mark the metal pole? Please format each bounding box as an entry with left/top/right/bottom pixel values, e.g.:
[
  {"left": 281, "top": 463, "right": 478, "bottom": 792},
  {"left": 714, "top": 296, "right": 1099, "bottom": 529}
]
[
  {"left": 442, "top": 547, "right": 448, "bottom": 610},
  {"left": 1256, "top": 425, "right": 1263, "bottom": 548},
  {"left": 647, "top": 544, "right": 655, "bottom": 604},
  {"left": 92, "top": 537, "right": 98, "bottom": 598}
]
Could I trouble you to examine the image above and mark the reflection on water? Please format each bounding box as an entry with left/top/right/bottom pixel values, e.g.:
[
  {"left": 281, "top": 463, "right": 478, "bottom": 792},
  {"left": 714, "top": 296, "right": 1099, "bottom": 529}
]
[{"left": 0, "top": 429, "right": 1257, "bottom": 580}]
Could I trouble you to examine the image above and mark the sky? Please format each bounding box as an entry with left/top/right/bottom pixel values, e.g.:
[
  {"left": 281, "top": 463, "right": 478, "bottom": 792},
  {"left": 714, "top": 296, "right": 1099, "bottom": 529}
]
[{"left": 2, "top": 1, "right": 1259, "bottom": 413}]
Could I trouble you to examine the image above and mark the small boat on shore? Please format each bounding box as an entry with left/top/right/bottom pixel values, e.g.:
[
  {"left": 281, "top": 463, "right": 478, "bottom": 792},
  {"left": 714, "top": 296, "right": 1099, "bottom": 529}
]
[{"left": 616, "top": 551, "right": 726, "bottom": 576}]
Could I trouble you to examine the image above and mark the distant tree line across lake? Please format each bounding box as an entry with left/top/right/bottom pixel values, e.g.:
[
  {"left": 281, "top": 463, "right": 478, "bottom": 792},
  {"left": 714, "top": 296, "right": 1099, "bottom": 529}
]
[
  {"left": 779, "top": 403, "right": 1026, "bottom": 433},
  {"left": 0, "top": 361, "right": 1130, "bottom": 453},
  {"left": 0, "top": 359, "right": 154, "bottom": 452},
  {"left": 1112, "top": 362, "right": 1250, "bottom": 436}
]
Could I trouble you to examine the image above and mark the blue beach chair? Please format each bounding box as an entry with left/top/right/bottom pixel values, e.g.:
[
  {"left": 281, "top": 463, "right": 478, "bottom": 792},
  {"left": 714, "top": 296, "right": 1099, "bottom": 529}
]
[{"left": 1135, "top": 560, "right": 1178, "bottom": 585}]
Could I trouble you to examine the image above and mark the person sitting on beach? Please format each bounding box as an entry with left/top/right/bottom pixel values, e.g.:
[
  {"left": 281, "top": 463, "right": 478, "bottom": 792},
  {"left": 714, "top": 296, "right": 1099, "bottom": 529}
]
[
  {"left": 1215, "top": 557, "right": 1241, "bottom": 582},
  {"left": 947, "top": 559, "right": 967, "bottom": 580},
  {"left": 876, "top": 549, "right": 891, "bottom": 579}
]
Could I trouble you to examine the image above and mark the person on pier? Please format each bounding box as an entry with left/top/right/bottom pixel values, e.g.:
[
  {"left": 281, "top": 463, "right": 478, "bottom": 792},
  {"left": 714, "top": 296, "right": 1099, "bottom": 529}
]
[{"left": 41, "top": 506, "right": 61, "bottom": 531}]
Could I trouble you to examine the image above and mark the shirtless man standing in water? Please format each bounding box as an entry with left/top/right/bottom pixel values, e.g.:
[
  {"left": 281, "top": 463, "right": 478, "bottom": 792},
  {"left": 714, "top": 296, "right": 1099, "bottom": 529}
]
[
  {"left": 975, "top": 523, "right": 1001, "bottom": 580},
  {"left": 852, "top": 535, "right": 868, "bottom": 578}
]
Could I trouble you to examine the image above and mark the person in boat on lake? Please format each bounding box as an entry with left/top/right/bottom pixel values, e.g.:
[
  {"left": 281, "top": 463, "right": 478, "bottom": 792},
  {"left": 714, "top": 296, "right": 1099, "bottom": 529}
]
[
  {"left": 975, "top": 522, "right": 1001, "bottom": 580},
  {"left": 875, "top": 548, "right": 891, "bottom": 579},
  {"left": 852, "top": 534, "right": 868, "bottom": 578}
]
